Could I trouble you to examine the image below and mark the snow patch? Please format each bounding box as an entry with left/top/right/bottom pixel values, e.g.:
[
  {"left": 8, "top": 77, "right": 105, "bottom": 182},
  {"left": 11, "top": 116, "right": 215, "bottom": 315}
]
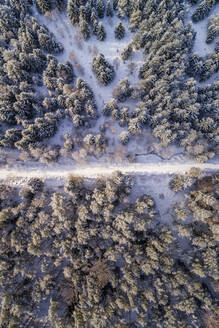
[
  {"left": 33, "top": 8, "right": 143, "bottom": 112},
  {"left": 185, "top": 3, "right": 219, "bottom": 56}
]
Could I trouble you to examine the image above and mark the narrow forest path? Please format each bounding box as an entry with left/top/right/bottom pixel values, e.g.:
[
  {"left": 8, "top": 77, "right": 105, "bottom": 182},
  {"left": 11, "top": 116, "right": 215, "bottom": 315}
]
[{"left": 0, "top": 162, "right": 218, "bottom": 185}]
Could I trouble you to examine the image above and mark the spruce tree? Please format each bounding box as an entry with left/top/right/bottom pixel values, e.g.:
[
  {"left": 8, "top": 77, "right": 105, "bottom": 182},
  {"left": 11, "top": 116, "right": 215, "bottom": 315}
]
[
  {"left": 121, "top": 44, "right": 132, "bottom": 61},
  {"left": 113, "top": 0, "right": 118, "bottom": 10},
  {"left": 91, "top": 9, "right": 99, "bottom": 35},
  {"left": 119, "top": 131, "right": 130, "bottom": 144},
  {"left": 85, "top": 1, "right": 92, "bottom": 21},
  {"left": 68, "top": 0, "right": 80, "bottom": 25},
  {"left": 55, "top": 0, "right": 67, "bottom": 11},
  {"left": 97, "top": 22, "right": 106, "bottom": 41},
  {"left": 79, "top": 6, "right": 86, "bottom": 21},
  {"left": 79, "top": 6, "right": 90, "bottom": 39},
  {"left": 80, "top": 19, "right": 90, "bottom": 40},
  {"left": 106, "top": 0, "right": 113, "bottom": 17},
  {"left": 115, "top": 22, "right": 125, "bottom": 39},
  {"left": 117, "top": 0, "right": 131, "bottom": 17},
  {"left": 91, "top": 9, "right": 98, "bottom": 25},
  {"left": 92, "top": 54, "right": 115, "bottom": 85},
  {"left": 206, "top": 14, "right": 219, "bottom": 43},
  {"left": 35, "top": 0, "right": 52, "bottom": 13},
  {"left": 192, "top": 0, "right": 216, "bottom": 22},
  {"left": 129, "top": 9, "right": 142, "bottom": 31},
  {"left": 96, "top": 0, "right": 105, "bottom": 19}
]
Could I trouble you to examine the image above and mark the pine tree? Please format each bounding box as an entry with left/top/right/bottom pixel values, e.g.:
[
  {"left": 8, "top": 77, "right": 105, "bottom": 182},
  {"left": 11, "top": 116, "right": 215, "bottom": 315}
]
[
  {"left": 79, "top": 7, "right": 90, "bottom": 40},
  {"left": 192, "top": 0, "right": 216, "bottom": 22},
  {"left": 106, "top": 0, "right": 113, "bottom": 16},
  {"left": 55, "top": 0, "right": 67, "bottom": 11},
  {"left": 96, "top": 0, "right": 105, "bottom": 18},
  {"left": 115, "top": 22, "right": 125, "bottom": 39},
  {"left": 68, "top": 0, "right": 80, "bottom": 25},
  {"left": 129, "top": 9, "right": 142, "bottom": 31},
  {"left": 113, "top": 78, "right": 133, "bottom": 102},
  {"left": 113, "top": 0, "right": 118, "bottom": 10},
  {"left": 92, "top": 54, "right": 115, "bottom": 85},
  {"left": 35, "top": 0, "right": 52, "bottom": 13},
  {"left": 117, "top": 0, "right": 131, "bottom": 18},
  {"left": 119, "top": 131, "right": 130, "bottom": 144},
  {"left": 91, "top": 9, "right": 99, "bottom": 35},
  {"left": 97, "top": 22, "right": 106, "bottom": 41},
  {"left": 206, "top": 14, "right": 219, "bottom": 43},
  {"left": 121, "top": 44, "right": 132, "bottom": 61},
  {"left": 38, "top": 32, "right": 63, "bottom": 54}
]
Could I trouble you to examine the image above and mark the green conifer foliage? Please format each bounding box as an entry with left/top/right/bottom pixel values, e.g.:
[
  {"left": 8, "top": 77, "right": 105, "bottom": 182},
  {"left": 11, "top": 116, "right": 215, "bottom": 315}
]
[{"left": 115, "top": 21, "right": 125, "bottom": 39}]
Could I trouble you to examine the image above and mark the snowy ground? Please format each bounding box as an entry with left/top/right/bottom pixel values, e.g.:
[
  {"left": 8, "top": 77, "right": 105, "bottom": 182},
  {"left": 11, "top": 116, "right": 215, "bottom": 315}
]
[
  {"left": 1, "top": 4, "right": 218, "bottom": 175},
  {"left": 1, "top": 161, "right": 218, "bottom": 185},
  {"left": 0, "top": 4, "right": 218, "bottom": 324},
  {"left": 33, "top": 7, "right": 143, "bottom": 111},
  {"left": 1, "top": 161, "right": 218, "bottom": 226},
  {"left": 32, "top": 4, "right": 219, "bottom": 164},
  {"left": 32, "top": 7, "right": 194, "bottom": 162},
  {"left": 32, "top": 6, "right": 161, "bottom": 159},
  {"left": 134, "top": 174, "right": 185, "bottom": 224},
  {"left": 184, "top": 2, "right": 219, "bottom": 87},
  {"left": 185, "top": 2, "right": 219, "bottom": 57}
]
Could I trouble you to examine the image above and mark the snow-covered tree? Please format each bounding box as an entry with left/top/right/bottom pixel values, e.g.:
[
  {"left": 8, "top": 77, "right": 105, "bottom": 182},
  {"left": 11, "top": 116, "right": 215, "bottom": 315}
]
[
  {"left": 121, "top": 44, "right": 132, "bottom": 61},
  {"left": 192, "top": 0, "right": 216, "bottom": 22},
  {"left": 119, "top": 131, "right": 130, "bottom": 144},
  {"left": 106, "top": 0, "right": 113, "bottom": 16},
  {"left": 129, "top": 9, "right": 142, "bottom": 31},
  {"left": 79, "top": 12, "right": 90, "bottom": 40},
  {"left": 96, "top": 0, "right": 105, "bottom": 18},
  {"left": 206, "top": 14, "right": 219, "bottom": 43},
  {"left": 68, "top": 0, "right": 80, "bottom": 25},
  {"left": 115, "top": 21, "right": 125, "bottom": 39},
  {"left": 92, "top": 54, "right": 115, "bottom": 85},
  {"left": 35, "top": 0, "right": 52, "bottom": 13},
  {"left": 113, "top": 78, "right": 133, "bottom": 102},
  {"left": 97, "top": 22, "right": 106, "bottom": 41}
]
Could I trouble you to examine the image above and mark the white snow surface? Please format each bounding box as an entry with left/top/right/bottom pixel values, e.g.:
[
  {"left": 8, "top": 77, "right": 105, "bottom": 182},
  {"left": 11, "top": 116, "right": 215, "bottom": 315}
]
[
  {"left": 34, "top": 7, "right": 143, "bottom": 111},
  {"left": 32, "top": 5, "right": 219, "bottom": 161},
  {"left": 32, "top": 7, "right": 152, "bottom": 156},
  {"left": 1, "top": 5, "right": 216, "bottom": 186},
  {"left": 1, "top": 161, "right": 218, "bottom": 223},
  {"left": 1, "top": 162, "right": 218, "bottom": 185},
  {"left": 185, "top": 3, "right": 219, "bottom": 56}
]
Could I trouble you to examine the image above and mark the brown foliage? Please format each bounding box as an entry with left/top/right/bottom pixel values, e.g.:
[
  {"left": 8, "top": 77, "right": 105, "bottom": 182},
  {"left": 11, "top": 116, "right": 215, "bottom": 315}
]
[
  {"left": 60, "top": 280, "right": 79, "bottom": 306},
  {"left": 112, "top": 86, "right": 121, "bottom": 99},
  {"left": 89, "top": 260, "right": 111, "bottom": 288},
  {"left": 195, "top": 176, "right": 214, "bottom": 193},
  {"left": 202, "top": 310, "right": 219, "bottom": 328},
  {"left": 211, "top": 281, "right": 219, "bottom": 294},
  {"left": 31, "top": 194, "right": 48, "bottom": 209},
  {"left": 0, "top": 184, "right": 17, "bottom": 209}
]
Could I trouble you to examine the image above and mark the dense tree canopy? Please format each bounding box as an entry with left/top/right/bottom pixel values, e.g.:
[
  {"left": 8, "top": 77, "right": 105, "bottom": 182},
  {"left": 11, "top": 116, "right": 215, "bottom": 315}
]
[
  {"left": 0, "top": 0, "right": 218, "bottom": 326},
  {"left": 0, "top": 0, "right": 218, "bottom": 162},
  {"left": 0, "top": 172, "right": 218, "bottom": 326}
]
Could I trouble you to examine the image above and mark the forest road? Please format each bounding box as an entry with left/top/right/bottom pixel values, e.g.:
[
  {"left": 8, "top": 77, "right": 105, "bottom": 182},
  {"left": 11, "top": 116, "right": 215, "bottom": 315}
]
[{"left": 0, "top": 162, "right": 218, "bottom": 186}]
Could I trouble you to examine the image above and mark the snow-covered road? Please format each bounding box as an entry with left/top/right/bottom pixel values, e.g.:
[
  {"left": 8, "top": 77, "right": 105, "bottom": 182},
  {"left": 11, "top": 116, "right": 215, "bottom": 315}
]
[{"left": 0, "top": 162, "right": 218, "bottom": 184}]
